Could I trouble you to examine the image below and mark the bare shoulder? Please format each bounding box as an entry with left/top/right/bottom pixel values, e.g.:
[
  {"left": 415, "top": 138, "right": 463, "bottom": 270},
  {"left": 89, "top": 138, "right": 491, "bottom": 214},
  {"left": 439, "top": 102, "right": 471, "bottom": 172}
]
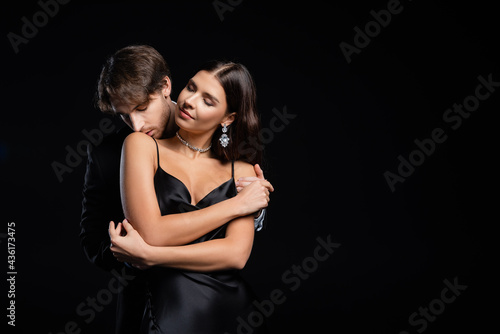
[
  {"left": 123, "top": 132, "right": 155, "bottom": 148},
  {"left": 122, "top": 132, "right": 157, "bottom": 158},
  {"left": 233, "top": 160, "right": 257, "bottom": 179},
  {"left": 124, "top": 131, "right": 154, "bottom": 144}
]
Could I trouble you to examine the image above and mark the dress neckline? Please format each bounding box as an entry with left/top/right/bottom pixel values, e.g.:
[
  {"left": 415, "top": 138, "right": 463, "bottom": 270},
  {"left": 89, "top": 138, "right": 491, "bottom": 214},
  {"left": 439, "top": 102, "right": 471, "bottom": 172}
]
[
  {"left": 155, "top": 166, "right": 235, "bottom": 207},
  {"left": 151, "top": 136, "right": 235, "bottom": 206}
]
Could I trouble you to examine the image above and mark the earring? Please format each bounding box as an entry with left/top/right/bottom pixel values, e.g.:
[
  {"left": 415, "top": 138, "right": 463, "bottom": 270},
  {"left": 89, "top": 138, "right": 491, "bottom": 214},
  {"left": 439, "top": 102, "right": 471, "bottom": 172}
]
[{"left": 219, "top": 124, "right": 230, "bottom": 148}]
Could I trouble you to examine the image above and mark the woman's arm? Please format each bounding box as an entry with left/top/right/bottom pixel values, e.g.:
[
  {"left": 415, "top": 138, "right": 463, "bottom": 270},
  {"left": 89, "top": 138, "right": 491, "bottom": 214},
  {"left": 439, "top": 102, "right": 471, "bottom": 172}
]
[
  {"left": 150, "top": 215, "right": 254, "bottom": 271},
  {"left": 120, "top": 132, "right": 270, "bottom": 247},
  {"left": 110, "top": 160, "right": 258, "bottom": 271},
  {"left": 110, "top": 215, "right": 254, "bottom": 271}
]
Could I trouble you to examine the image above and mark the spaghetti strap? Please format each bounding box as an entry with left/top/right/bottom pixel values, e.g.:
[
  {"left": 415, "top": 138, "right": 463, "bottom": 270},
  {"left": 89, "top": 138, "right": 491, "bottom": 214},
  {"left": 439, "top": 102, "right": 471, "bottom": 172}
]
[
  {"left": 231, "top": 160, "right": 234, "bottom": 178},
  {"left": 151, "top": 137, "right": 160, "bottom": 167}
]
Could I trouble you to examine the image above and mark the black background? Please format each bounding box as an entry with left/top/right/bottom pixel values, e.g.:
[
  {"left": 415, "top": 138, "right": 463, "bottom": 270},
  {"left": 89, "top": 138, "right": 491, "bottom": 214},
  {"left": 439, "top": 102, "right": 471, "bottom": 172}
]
[{"left": 1, "top": 0, "right": 498, "bottom": 333}]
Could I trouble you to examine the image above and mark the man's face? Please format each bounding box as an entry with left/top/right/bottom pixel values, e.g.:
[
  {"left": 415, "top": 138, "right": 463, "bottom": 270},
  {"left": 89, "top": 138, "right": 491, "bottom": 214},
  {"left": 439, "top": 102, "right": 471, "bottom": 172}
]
[{"left": 110, "top": 92, "right": 171, "bottom": 139}]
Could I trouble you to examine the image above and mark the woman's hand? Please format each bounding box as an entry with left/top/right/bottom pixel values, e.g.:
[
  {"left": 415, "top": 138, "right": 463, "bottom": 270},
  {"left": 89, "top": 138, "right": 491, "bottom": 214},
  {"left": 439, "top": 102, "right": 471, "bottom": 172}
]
[
  {"left": 233, "top": 164, "right": 274, "bottom": 216},
  {"left": 235, "top": 164, "right": 274, "bottom": 192},
  {"left": 109, "top": 219, "right": 153, "bottom": 270}
]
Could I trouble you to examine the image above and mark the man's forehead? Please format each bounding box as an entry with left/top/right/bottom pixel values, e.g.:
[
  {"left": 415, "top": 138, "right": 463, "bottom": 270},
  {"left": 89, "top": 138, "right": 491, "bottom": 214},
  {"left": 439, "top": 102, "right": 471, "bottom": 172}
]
[{"left": 110, "top": 96, "right": 148, "bottom": 114}]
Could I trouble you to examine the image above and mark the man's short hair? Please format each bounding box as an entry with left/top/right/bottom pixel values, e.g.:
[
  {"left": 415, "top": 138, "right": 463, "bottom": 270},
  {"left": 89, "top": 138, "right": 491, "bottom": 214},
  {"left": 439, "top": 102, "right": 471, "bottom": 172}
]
[{"left": 96, "top": 45, "right": 171, "bottom": 114}]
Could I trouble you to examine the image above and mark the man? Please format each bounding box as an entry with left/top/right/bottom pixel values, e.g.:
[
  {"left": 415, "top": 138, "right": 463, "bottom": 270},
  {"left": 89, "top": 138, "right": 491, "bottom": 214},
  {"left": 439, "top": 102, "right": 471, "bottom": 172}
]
[{"left": 80, "top": 45, "right": 272, "bottom": 333}]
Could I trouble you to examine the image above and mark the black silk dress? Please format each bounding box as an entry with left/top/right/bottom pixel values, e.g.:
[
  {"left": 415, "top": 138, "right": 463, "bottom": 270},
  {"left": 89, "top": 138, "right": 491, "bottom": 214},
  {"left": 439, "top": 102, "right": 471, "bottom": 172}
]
[{"left": 140, "top": 138, "right": 262, "bottom": 334}]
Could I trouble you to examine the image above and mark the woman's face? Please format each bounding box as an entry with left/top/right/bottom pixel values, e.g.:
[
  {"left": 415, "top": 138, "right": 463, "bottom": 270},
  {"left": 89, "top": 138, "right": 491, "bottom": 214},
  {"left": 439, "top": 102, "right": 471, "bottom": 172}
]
[{"left": 175, "top": 70, "right": 233, "bottom": 134}]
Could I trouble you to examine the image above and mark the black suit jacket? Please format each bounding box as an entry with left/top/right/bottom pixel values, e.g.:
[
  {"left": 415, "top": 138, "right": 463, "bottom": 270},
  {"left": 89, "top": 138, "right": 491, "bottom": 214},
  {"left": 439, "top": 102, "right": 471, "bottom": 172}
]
[
  {"left": 80, "top": 126, "right": 146, "bottom": 334},
  {"left": 80, "top": 125, "right": 131, "bottom": 270}
]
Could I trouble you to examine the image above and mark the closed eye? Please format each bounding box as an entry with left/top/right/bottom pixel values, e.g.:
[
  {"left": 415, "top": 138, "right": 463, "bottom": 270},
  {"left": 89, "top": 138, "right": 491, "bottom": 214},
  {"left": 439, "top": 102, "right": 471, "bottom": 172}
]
[
  {"left": 135, "top": 103, "right": 148, "bottom": 112},
  {"left": 186, "top": 82, "right": 196, "bottom": 92}
]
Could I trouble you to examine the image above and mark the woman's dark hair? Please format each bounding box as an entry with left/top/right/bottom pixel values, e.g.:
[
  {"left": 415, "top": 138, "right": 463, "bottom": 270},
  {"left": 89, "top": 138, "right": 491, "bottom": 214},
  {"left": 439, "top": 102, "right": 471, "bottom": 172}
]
[
  {"left": 96, "top": 45, "right": 171, "bottom": 114},
  {"left": 198, "top": 60, "right": 262, "bottom": 166}
]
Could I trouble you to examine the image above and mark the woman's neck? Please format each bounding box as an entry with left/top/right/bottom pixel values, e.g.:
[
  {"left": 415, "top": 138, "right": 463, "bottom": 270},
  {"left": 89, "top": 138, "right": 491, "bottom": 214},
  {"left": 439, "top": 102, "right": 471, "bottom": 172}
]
[{"left": 174, "top": 129, "right": 214, "bottom": 159}]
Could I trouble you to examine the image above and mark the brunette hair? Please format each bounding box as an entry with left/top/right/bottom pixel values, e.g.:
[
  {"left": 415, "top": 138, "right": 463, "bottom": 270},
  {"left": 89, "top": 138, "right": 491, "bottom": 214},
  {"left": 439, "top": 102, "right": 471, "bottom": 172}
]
[
  {"left": 200, "top": 60, "right": 262, "bottom": 165},
  {"left": 96, "top": 45, "right": 171, "bottom": 114}
]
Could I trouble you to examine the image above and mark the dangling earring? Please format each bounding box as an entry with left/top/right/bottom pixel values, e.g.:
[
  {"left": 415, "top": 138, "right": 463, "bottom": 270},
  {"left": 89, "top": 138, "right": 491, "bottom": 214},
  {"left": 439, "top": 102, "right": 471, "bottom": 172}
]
[{"left": 219, "top": 124, "right": 230, "bottom": 148}]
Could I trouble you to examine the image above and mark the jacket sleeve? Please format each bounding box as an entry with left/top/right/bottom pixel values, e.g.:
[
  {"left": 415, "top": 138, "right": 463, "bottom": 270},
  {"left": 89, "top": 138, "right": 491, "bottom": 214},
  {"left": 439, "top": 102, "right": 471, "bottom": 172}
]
[
  {"left": 80, "top": 142, "right": 124, "bottom": 272},
  {"left": 254, "top": 209, "right": 266, "bottom": 231}
]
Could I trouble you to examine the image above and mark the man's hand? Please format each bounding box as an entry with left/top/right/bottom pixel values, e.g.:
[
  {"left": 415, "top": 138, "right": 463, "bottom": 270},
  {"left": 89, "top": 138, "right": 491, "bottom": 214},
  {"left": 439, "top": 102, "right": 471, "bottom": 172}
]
[{"left": 235, "top": 164, "right": 274, "bottom": 193}]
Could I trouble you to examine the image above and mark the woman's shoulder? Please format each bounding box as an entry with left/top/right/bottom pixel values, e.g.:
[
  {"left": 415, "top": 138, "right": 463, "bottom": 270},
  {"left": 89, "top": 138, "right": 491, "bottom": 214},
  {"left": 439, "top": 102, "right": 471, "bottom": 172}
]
[
  {"left": 123, "top": 132, "right": 157, "bottom": 153},
  {"left": 125, "top": 131, "right": 154, "bottom": 142}
]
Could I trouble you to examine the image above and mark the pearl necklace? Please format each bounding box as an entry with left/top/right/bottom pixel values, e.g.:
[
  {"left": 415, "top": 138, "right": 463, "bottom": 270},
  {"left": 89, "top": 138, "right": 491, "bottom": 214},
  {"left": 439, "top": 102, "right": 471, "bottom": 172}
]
[{"left": 175, "top": 131, "right": 212, "bottom": 153}]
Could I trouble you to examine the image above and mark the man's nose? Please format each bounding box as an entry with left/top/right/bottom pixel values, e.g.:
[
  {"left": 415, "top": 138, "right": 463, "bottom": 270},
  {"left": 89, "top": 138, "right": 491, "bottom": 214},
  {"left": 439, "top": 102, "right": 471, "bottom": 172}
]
[{"left": 129, "top": 112, "right": 145, "bottom": 132}]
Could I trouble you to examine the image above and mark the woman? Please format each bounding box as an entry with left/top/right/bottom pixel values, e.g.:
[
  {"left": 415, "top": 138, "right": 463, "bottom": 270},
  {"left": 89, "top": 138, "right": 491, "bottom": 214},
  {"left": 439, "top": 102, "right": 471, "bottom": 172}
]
[{"left": 109, "top": 61, "right": 269, "bottom": 333}]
